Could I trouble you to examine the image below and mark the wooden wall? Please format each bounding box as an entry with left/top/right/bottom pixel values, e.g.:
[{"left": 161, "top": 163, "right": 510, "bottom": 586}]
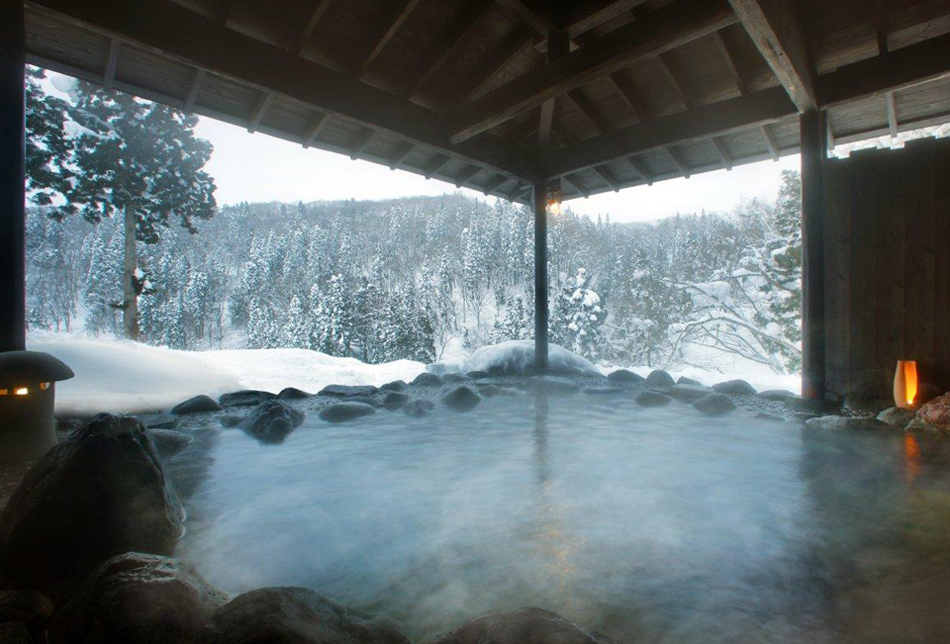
[{"left": 822, "top": 136, "right": 950, "bottom": 398}]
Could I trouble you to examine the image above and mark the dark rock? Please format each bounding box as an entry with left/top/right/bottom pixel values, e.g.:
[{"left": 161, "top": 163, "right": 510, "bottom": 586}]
[
  {"left": 345, "top": 396, "right": 380, "bottom": 407},
  {"left": 525, "top": 376, "right": 580, "bottom": 393},
  {"left": 635, "top": 391, "right": 671, "bottom": 407},
  {"left": 382, "top": 392, "right": 409, "bottom": 410},
  {"left": 219, "top": 415, "right": 242, "bottom": 428},
  {"left": 645, "top": 370, "right": 675, "bottom": 388},
  {"left": 758, "top": 389, "right": 799, "bottom": 402},
  {"left": 607, "top": 369, "right": 644, "bottom": 385},
  {"left": 0, "top": 414, "right": 183, "bottom": 591},
  {"left": 319, "top": 402, "right": 376, "bottom": 423},
  {"left": 0, "top": 622, "right": 29, "bottom": 643},
  {"left": 318, "top": 384, "right": 380, "bottom": 398},
  {"left": 906, "top": 418, "right": 947, "bottom": 435},
  {"left": 843, "top": 394, "right": 892, "bottom": 415},
  {"left": 200, "top": 587, "right": 409, "bottom": 644},
  {"left": 423, "top": 607, "right": 624, "bottom": 644},
  {"left": 582, "top": 386, "right": 625, "bottom": 395},
  {"left": 712, "top": 379, "right": 757, "bottom": 396},
  {"left": 442, "top": 373, "right": 471, "bottom": 384},
  {"left": 466, "top": 370, "right": 490, "bottom": 380},
  {"left": 219, "top": 390, "right": 276, "bottom": 407},
  {"left": 755, "top": 412, "right": 785, "bottom": 421},
  {"left": 693, "top": 393, "right": 737, "bottom": 416},
  {"left": 239, "top": 401, "right": 305, "bottom": 443},
  {"left": 917, "top": 393, "right": 950, "bottom": 432},
  {"left": 441, "top": 386, "right": 481, "bottom": 412},
  {"left": 139, "top": 413, "right": 179, "bottom": 430},
  {"left": 411, "top": 373, "right": 443, "bottom": 387},
  {"left": 877, "top": 406, "right": 917, "bottom": 429},
  {"left": 0, "top": 590, "right": 53, "bottom": 629},
  {"left": 171, "top": 395, "right": 222, "bottom": 415},
  {"left": 676, "top": 376, "right": 703, "bottom": 386},
  {"left": 403, "top": 400, "right": 435, "bottom": 417},
  {"left": 50, "top": 553, "right": 228, "bottom": 644},
  {"left": 148, "top": 429, "right": 193, "bottom": 456},
  {"left": 805, "top": 415, "right": 893, "bottom": 432},
  {"left": 277, "top": 387, "right": 311, "bottom": 400},
  {"left": 666, "top": 384, "right": 713, "bottom": 402},
  {"left": 381, "top": 380, "right": 407, "bottom": 392}
]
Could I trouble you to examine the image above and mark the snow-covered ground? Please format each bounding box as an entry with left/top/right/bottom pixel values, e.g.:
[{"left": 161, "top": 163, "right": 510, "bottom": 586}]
[{"left": 27, "top": 331, "right": 799, "bottom": 416}]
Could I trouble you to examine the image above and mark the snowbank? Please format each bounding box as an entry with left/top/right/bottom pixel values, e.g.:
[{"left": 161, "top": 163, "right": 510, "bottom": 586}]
[
  {"left": 429, "top": 340, "right": 599, "bottom": 376},
  {"left": 28, "top": 332, "right": 425, "bottom": 416}
]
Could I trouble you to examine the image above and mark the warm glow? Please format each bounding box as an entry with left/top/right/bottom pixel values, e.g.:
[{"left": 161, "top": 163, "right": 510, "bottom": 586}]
[
  {"left": 39, "top": 382, "right": 50, "bottom": 390},
  {"left": 14, "top": 387, "right": 28, "bottom": 396},
  {"left": 0, "top": 389, "right": 6, "bottom": 396},
  {"left": 894, "top": 360, "right": 918, "bottom": 408},
  {"left": 546, "top": 198, "right": 562, "bottom": 216}
]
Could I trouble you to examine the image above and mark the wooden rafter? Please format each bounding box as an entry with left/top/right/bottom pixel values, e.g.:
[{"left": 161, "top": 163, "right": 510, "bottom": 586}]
[
  {"left": 886, "top": 92, "right": 899, "bottom": 137},
  {"left": 103, "top": 37, "right": 120, "bottom": 91},
  {"left": 183, "top": 68, "right": 205, "bottom": 110},
  {"left": 712, "top": 29, "right": 747, "bottom": 95},
  {"left": 657, "top": 53, "right": 694, "bottom": 109},
  {"left": 563, "top": 89, "right": 612, "bottom": 135},
  {"left": 666, "top": 146, "right": 691, "bottom": 178},
  {"left": 759, "top": 124, "right": 779, "bottom": 160},
  {"left": 458, "top": 26, "right": 536, "bottom": 104},
  {"left": 424, "top": 154, "right": 451, "bottom": 179},
  {"left": 562, "top": 173, "right": 591, "bottom": 198},
  {"left": 388, "top": 142, "right": 416, "bottom": 169},
  {"left": 454, "top": 164, "right": 482, "bottom": 187},
  {"left": 348, "top": 128, "right": 376, "bottom": 159},
  {"left": 288, "top": 0, "right": 334, "bottom": 55},
  {"left": 451, "top": 0, "right": 738, "bottom": 143},
  {"left": 727, "top": 0, "right": 817, "bottom": 111},
  {"left": 214, "top": 0, "right": 234, "bottom": 25},
  {"left": 626, "top": 155, "right": 653, "bottom": 185},
  {"left": 355, "top": 0, "right": 422, "bottom": 78},
  {"left": 492, "top": 0, "right": 556, "bottom": 35},
  {"left": 710, "top": 136, "right": 732, "bottom": 170},
  {"left": 481, "top": 173, "right": 508, "bottom": 195},
  {"left": 592, "top": 164, "right": 621, "bottom": 191},
  {"left": 539, "top": 28, "right": 569, "bottom": 148},
  {"left": 564, "top": 0, "right": 649, "bottom": 39},
  {"left": 247, "top": 92, "right": 273, "bottom": 133},
  {"left": 302, "top": 112, "right": 329, "bottom": 148},
  {"left": 605, "top": 71, "right": 646, "bottom": 121}
]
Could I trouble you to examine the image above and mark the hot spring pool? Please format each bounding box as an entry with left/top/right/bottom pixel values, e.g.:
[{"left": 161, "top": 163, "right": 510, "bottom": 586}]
[{"left": 167, "top": 390, "right": 950, "bottom": 643}]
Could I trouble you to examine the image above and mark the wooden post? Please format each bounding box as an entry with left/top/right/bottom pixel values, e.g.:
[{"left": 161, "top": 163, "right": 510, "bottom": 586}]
[
  {"left": 801, "top": 110, "right": 826, "bottom": 398},
  {"left": 533, "top": 183, "right": 549, "bottom": 372},
  {"left": 0, "top": 0, "right": 26, "bottom": 352}
]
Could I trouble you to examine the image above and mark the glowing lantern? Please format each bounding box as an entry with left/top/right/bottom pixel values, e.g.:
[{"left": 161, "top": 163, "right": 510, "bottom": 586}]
[
  {"left": 0, "top": 351, "right": 74, "bottom": 463},
  {"left": 546, "top": 186, "right": 562, "bottom": 216},
  {"left": 893, "top": 360, "right": 919, "bottom": 409}
]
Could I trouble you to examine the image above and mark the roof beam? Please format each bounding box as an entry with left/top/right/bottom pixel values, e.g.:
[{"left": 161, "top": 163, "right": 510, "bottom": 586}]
[
  {"left": 605, "top": 71, "right": 647, "bottom": 121},
  {"left": 28, "top": 0, "right": 542, "bottom": 183},
  {"left": 710, "top": 136, "right": 732, "bottom": 170},
  {"left": 288, "top": 0, "right": 334, "bottom": 55},
  {"left": 183, "top": 68, "right": 205, "bottom": 110},
  {"left": 563, "top": 89, "right": 611, "bottom": 134},
  {"left": 564, "top": 0, "right": 649, "bottom": 39},
  {"left": 103, "top": 36, "right": 120, "bottom": 91},
  {"left": 657, "top": 53, "right": 694, "bottom": 109},
  {"left": 886, "top": 91, "right": 898, "bottom": 138},
  {"left": 214, "top": 0, "right": 234, "bottom": 25},
  {"left": 450, "top": 0, "right": 738, "bottom": 142},
  {"left": 539, "top": 28, "right": 569, "bottom": 148},
  {"left": 482, "top": 173, "right": 508, "bottom": 195},
  {"left": 666, "top": 147, "right": 691, "bottom": 178},
  {"left": 247, "top": 92, "right": 273, "bottom": 133},
  {"left": 388, "top": 142, "right": 415, "bottom": 169},
  {"left": 592, "top": 164, "right": 621, "bottom": 191},
  {"left": 626, "top": 155, "right": 652, "bottom": 185},
  {"left": 355, "top": 0, "right": 422, "bottom": 78},
  {"left": 759, "top": 124, "right": 779, "bottom": 160},
  {"left": 302, "top": 112, "right": 329, "bottom": 148},
  {"left": 492, "top": 0, "right": 556, "bottom": 35},
  {"left": 712, "top": 29, "right": 747, "bottom": 95},
  {"left": 454, "top": 164, "right": 481, "bottom": 187},
  {"left": 424, "top": 154, "right": 451, "bottom": 179},
  {"left": 727, "top": 0, "right": 816, "bottom": 111},
  {"left": 562, "top": 173, "right": 591, "bottom": 198},
  {"left": 459, "top": 27, "right": 536, "bottom": 104},
  {"left": 348, "top": 128, "right": 376, "bottom": 159}
]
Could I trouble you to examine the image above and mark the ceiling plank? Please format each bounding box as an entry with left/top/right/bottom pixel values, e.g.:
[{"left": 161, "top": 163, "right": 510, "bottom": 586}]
[
  {"left": 302, "top": 112, "right": 329, "bottom": 148},
  {"left": 759, "top": 124, "right": 779, "bottom": 160},
  {"left": 424, "top": 154, "right": 451, "bottom": 179},
  {"left": 605, "top": 71, "right": 647, "bottom": 121},
  {"left": 626, "top": 155, "right": 653, "bottom": 185},
  {"left": 562, "top": 173, "right": 591, "bottom": 198},
  {"left": 710, "top": 136, "right": 732, "bottom": 170},
  {"left": 564, "top": 0, "right": 648, "bottom": 39},
  {"left": 103, "top": 36, "right": 120, "bottom": 90},
  {"left": 247, "top": 91, "right": 273, "bottom": 133},
  {"left": 666, "top": 146, "right": 691, "bottom": 178},
  {"left": 454, "top": 164, "right": 482, "bottom": 187},
  {"left": 28, "top": 0, "right": 541, "bottom": 183},
  {"left": 592, "top": 164, "right": 621, "bottom": 191},
  {"left": 563, "top": 89, "right": 612, "bottom": 135},
  {"left": 481, "top": 173, "right": 509, "bottom": 195},
  {"left": 355, "top": 0, "right": 423, "bottom": 78},
  {"left": 712, "top": 29, "right": 747, "bottom": 95},
  {"left": 450, "top": 0, "right": 738, "bottom": 143},
  {"left": 657, "top": 53, "right": 695, "bottom": 109},
  {"left": 183, "top": 68, "right": 205, "bottom": 111},
  {"left": 727, "top": 0, "right": 816, "bottom": 111},
  {"left": 348, "top": 127, "right": 376, "bottom": 159},
  {"left": 388, "top": 141, "right": 416, "bottom": 169},
  {"left": 288, "top": 0, "right": 334, "bottom": 55},
  {"left": 492, "top": 0, "right": 555, "bottom": 35},
  {"left": 886, "top": 91, "right": 898, "bottom": 137},
  {"left": 458, "top": 26, "right": 536, "bottom": 104}
]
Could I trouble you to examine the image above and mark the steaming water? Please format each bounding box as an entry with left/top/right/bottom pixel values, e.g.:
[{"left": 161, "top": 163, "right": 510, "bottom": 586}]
[{"left": 170, "top": 392, "right": 950, "bottom": 643}]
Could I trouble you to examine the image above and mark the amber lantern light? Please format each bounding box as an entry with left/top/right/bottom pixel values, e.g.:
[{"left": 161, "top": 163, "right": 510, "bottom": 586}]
[
  {"left": 0, "top": 351, "right": 74, "bottom": 462},
  {"left": 894, "top": 360, "right": 918, "bottom": 410}
]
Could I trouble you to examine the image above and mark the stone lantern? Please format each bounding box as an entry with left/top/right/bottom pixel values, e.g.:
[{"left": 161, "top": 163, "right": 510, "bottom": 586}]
[{"left": 0, "top": 350, "right": 74, "bottom": 462}]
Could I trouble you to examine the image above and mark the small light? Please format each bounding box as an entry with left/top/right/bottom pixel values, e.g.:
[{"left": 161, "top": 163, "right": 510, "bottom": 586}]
[
  {"left": 894, "top": 360, "right": 918, "bottom": 409},
  {"left": 39, "top": 382, "right": 50, "bottom": 390},
  {"left": 545, "top": 186, "right": 562, "bottom": 216},
  {"left": 0, "top": 389, "right": 7, "bottom": 396},
  {"left": 14, "top": 387, "right": 29, "bottom": 396}
]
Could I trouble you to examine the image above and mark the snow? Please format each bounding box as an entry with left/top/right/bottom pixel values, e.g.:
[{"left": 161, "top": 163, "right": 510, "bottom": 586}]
[
  {"left": 27, "top": 331, "right": 425, "bottom": 416},
  {"left": 429, "top": 340, "right": 600, "bottom": 376}
]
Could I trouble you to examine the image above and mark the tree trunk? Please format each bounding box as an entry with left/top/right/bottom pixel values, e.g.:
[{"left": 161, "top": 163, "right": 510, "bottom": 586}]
[{"left": 123, "top": 205, "right": 140, "bottom": 340}]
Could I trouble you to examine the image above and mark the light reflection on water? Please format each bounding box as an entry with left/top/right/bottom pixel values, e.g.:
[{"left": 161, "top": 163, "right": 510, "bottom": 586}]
[{"left": 168, "top": 392, "right": 950, "bottom": 643}]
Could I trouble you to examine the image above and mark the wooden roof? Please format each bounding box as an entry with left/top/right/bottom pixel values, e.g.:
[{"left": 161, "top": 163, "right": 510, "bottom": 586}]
[{"left": 23, "top": 0, "right": 950, "bottom": 204}]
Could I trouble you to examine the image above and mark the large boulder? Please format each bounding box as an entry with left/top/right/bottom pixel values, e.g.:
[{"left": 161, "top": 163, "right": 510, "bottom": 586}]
[
  {"left": 318, "top": 384, "right": 380, "bottom": 398},
  {"left": 403, "top": 400, "right": 435, "bottom": 417},
  {"left": 277, "top": 387, "right": 311, "bottom": 400},
  {"left": 411, "top": 373, "right": 443, "bottom": 388},
  {"left": 139, "top": 413, "right": 179, "bottom": 430},
  {"left": 644, "top": 370, "right": 674, "bottom": 388},
  {"left": 676, "top": 376, "right": 703, "bottom": 386},
  {"left": 239, "top": 401, "right": 305, "bottom": 443},
  {"left": 607, "top": 369, "right": 644, "bottom": 385},
  {"left": 219, "top": 390, "right": 277, "bottom": 408},
  {"left": 50, "top": 553, "right": 228, "bottom": 644},
  {"left": 805, "top": 415, "right": 893, "bottom": 432},
  {"left": 917, "top": 393, "right": 950, "bottom": 432},
  {"left": 382, "top": 392, "right": 409, "bottom": 410},
  {"left": 200, "top": 587, "right": 409, "bottom": 644},
  {"left": 757, "top": 389, "right": 798, "bottom": 402},
  {"left": 711, "top": 379, "right": 757, "bottom": 396},
  {"left": 441, "top": 386, "right": 481, "bottom": 412},
  {"left": 635, "top": 391, "right": 671, "bottom": 407},
  {"left": 442, "top": 373, "right": 471, "bottom": 384},
  {"left": 666, "top": 384, "right": 713, "bottom": 402},
  {"left": 381, "top": 380, "right": 407, "bottom": 392},
  {"left": 148, "top": 429, "right": 194, "bottom": 456},
  {"left": 171, "top": 395, "right": 222, "bottom": 415},
  {"left": 423, "top": 607, "right": 625, "bottom": 644},
  {"left": 0, "top": 414, "right": 184, "bottom": 592},
  {"left": 318, "top": 402, "right": 377, "bottom": 423},
  {"left": 877, "top": 406, "right": 917, "bottom": 429},
  {"left": 693, "top": 393, "right": 737, "bottom": 416}
]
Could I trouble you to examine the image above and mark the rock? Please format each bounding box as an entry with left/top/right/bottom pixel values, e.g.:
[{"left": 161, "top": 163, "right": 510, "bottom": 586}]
[
  {"left": 423, "top": 607, "right": 624, "bottom": 644},
  {"left": 277, "top": 387, "right": 311, "bottom": 400},
  {"left": 843, "top": 394, "right": 892, "bottom": 415},
  {"left": 676, "top": 376, "right": 703, "bottom": 386},
  {"left": 411, "top": 373, "right": 443, "bottom": 387},
  {"left": 381, "top": 380, "right": 407, "bottom": 392},
  {"left": 607, "top": 369, "right": 644, "bottom": 385},
  {"left": 441, "top": 386, "right": 481, "bottom": 412},
  {"left": 478, "top": 384, "right": 503, "bottom": 397},
  {"left": 666, "top": 384, "right": 713, "bottom": 402},
  {"left": 525, "top": 376, "right": 580, "bottom": 393},
  {"left": 442, "top": 373, "right": 471, "bottom": 384},
  {"left": 877, "top": 406, "right": 917, "bottom": 429},
  {"left": 758, "top": 389, "right": 799, "bottom": 402},
  {"left": 917, "top": 393, "right": 950, "bottom": 432},
  {"left": 318, "top": 402, "right": 376, "bottom": 423},
  {"left": 318, "top": 384, "right": 380, "bottom": 398},
  {"left": 916, "top": 382, "right": 943, "bottom": 406},
  {"left": 693, "top": 393, "right": 737, "bottom": 416},
  {"left": 140, "top": 413, "right": 179, "bottom": 430},
  {"left": 345, "top": 396, "right": 380, "bottom": 407},
  {"left": 805, "top": 415, "right": 893, "bottom": 432},
  {"left": 645, "top": 370, "right": 675, "bottom": 388},
  {"left": 712, "top": 379, "right": 757, "bottom": 396},
  {"left": 219, "top": 390, "right": 277, "bottom": 407},
  {"left": 238, "top": 401, "right": 305, "bottom": 443},
  {"left": 789, "top": 396, "right": 840, "bottom": 414},
  {"left": 0, "top": 414, "right": 183, "bottom": 591},
  {"left": 0, "top": 622, "right": 29, "bottom": 643},
  {"left": 50, "top": 553, "right": 228, "bottom": 644},
  {"left": 200, "top": 587, "right": 409, "bottom": 644},
  {"left": 0, "top": 590, "right": 53, "bottom": 629},
  {"left": 906, "top": 418, "right": 947, "bottom": 435},
  {"left": 755, "top": 412, "right": 785, "bottom": 421},
  {"left": 582, "top": 386, "right": 625, "bottom": 395},
  {"left": 171, "top": 395, "right": 222, "bottom": 415},
  {"left": 219, "top": 414, "right": 242, "bottom": 428},
  {"left": 466, "top": 370, "right": 490, "bottom": 380},
  {"left": 148, "top": 429, "right": 193, "bottom": 456},
  {"left": 403, "top": 400, "right": 435, "bottom": 417},
  {"left": 382, "top": 392, "right": 409, "bottom": 410},
  {"left": 635, "top": 391, "right": 671, "bottom": 407}
]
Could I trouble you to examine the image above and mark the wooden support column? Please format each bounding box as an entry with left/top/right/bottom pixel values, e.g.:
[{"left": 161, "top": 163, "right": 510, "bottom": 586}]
[
  {"left": 801, "top": 110, "right": 826, "bottom": 398},
  {"left": 533, "top": 183, "right": 549, "bottom": 372},
  {"left": 0, "top": 0, "right": 26, "bottom": 352}
]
